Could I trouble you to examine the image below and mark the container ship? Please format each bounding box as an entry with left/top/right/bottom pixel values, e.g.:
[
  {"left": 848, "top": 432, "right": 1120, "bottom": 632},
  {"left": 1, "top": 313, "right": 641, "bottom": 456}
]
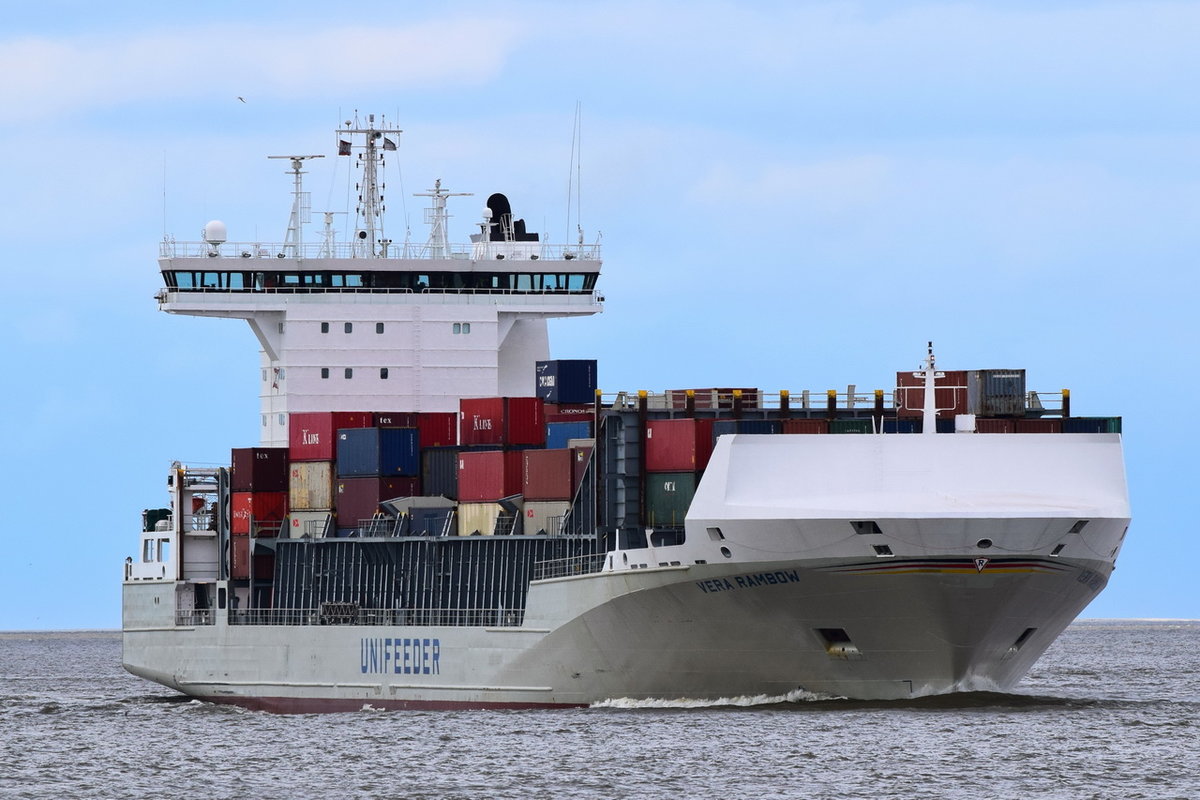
[{"left": 122, "top": 115, "right": 1131, "bottom": 711}]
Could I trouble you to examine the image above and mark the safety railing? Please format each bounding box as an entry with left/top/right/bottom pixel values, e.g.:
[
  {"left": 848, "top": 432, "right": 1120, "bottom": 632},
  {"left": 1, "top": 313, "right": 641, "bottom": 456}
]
[
  {"left": 533, "top": 553, "right": 607, "bottom": 581},
  {"left": 159, "top": 239, "right": 601, "bottom": 261},
  {"left": 227, "top": 606, "right": 525, "bottom": 627}
]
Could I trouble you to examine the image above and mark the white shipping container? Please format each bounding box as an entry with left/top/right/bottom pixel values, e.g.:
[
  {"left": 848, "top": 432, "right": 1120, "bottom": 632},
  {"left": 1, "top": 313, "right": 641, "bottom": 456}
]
[
  {"left": 289, "top": 461, "right": 334, "bottom": 510},
  {"left": 287, "top": 511, "right": 333, "bottom": 539},
  {"left": 523, "top": 500, "right": 570, "bottom": 536}
]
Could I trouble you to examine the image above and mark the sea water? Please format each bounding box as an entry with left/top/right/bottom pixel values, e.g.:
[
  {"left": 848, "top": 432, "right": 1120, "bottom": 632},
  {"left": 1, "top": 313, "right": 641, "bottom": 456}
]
[{"left": 1, "top": 620, "right": 1197, "bottom": 799}]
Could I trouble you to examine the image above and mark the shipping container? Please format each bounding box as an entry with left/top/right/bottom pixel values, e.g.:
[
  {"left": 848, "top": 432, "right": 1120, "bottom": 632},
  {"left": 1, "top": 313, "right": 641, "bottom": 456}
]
[
  {"left": 408, "top": 506, "right": 456, "bottom": 537},
  {"left": 459, "top": 397, "right": 546, "bottom": 447},
  {"left": 421, "top": 447, "right": 462, "bottom": 499},
  {"left": 895, "top": 369, "right": 969, "bottom": 419},
  {"left": 374, "top": 412, "right": 418, "bottom": 428},
  {"left": 543, "top": 403, "right": 595, "bottom": 423},
  {"left": 336, "top": 427, "right": 420, "bottom": 477},
  {"left": 288, "top": 412, "right": 372, "bottom": 461},
  {"left": 417, "top": 412, "right": 459, "bottom": 448},
  {"left": 881, "top": 418, "right": 922, "bottom": 434},
  {"left": 524, "top": 500, "right": 570, "bottom": 535},
  {"left": 289, "top": 461, "right": 335, "bottom": 510},
  {"left": 457, "top": 449, "right": 525, "bottom": 502},
  {"left": 645, "top": 418, "right": 715, "bottom": 472},
  {"left": 231, "top": 491, "right": 288, "bottom": 535},
  {"left": 336, "top": 476, "right": 421, "bottom": 528},
  {"left": 1014, "top": 418, "right": 1062, "bottom": 433},
  {"left": 712, "top": 419, "right": 782, "bottom": 445},
  {"left": 1063, "top": 417, "right": 1122, "bottom": 434},
  {"left": 968, "top": 370, "right": 1027, "bottom": 417},
  {"left": 645, "top": 472, "right": 698, "bottom": 527},
  {"left": 535, "top": 359, "right": 598, "bottom": 404},
  {"left": 287, "top": 510, "right": 333, "bottom": 539},
  {"left": 523, "top": 448, "right": 575, "bottom": 501},
  {"left": 546, "top": 420, "right": 592, "bottom": 450},
  {"left": 230, "top": 447, "right": 289, "bottom": 492},
  {"left": 781, "top": 418, "right": 829, "bottom": 434},
  {"left": 457, "top": 502, "right": 507, "bottom": 536},
  {"left": 829, "top": 418, "right": 874, "bottom": 434},
  {"left": 230, "top": 537, "right": 275, "bottom": 581},
  {"left": 975, "top": 418, "right": 1016, "bottom": 434}
]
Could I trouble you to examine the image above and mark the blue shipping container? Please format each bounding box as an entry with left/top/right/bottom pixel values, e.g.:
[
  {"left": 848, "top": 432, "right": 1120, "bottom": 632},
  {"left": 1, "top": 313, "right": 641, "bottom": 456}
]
[
  {"left": 535, "top": 359, "right": 598, "bottom": 404},
  {"left": 712, "top": 419, "right": 781, "bottom": 445},
  {"left": 336, "top": 428, "right": 420, "bottom": 477},
  {"left": 546, "top": 421, "right": 593, "bottom": 450},
  {"left": 882, "top": 418, "right": 922, "bottom": 434}
]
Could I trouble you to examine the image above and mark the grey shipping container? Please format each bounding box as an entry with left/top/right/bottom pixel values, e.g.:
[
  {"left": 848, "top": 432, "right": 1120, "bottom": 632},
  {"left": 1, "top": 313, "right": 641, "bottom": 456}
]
[{"left": 968, "top": 369, "right": 1027, "bottom": 417}]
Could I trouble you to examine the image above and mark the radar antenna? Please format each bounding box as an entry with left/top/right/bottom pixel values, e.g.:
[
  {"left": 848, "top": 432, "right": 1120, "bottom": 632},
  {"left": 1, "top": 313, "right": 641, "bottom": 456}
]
[{"left": 338, "top": 113, "right": 402, "bottom": 257}]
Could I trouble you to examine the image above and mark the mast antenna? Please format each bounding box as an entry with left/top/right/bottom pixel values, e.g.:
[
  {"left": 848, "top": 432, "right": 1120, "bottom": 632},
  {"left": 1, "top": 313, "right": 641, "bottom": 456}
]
[{"left": 268, "top": 154, "right": 324, "bottom": 257}]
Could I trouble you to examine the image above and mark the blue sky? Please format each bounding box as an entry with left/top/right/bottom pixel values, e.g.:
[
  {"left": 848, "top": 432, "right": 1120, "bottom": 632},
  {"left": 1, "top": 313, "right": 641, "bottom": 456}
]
[{"left": 1, "top": 1, "right": 1195, "bottom": 628}]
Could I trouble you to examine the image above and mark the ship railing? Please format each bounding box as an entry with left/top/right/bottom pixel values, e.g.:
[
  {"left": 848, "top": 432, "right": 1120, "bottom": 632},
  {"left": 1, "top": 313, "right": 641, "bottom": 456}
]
[
  {"left": 159, "top": 239, "right": 601, "bottom": 262},
  {"left": 596, "top": 389, "right": 899, "bottom": 411},
  {"left": 227, "top": 607, "right": 526, "bottom": 628},
  {"left": 175, "top": 609, "right": 215, "bottom": 626},
  {"left": 533, "top": 553, "right": 607, "bottom": 581}
]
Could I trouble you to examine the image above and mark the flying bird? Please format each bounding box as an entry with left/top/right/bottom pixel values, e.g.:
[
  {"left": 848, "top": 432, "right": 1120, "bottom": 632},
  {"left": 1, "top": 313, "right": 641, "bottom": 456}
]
[{"left": 237, "top": 96, "right": 246, "bottom": 103}]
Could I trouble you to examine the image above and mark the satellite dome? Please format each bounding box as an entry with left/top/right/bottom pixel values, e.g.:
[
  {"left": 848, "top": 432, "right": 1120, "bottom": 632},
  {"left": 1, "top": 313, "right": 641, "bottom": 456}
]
[{"left": 203, "top": 220, "right": 228, "bottom": 245}]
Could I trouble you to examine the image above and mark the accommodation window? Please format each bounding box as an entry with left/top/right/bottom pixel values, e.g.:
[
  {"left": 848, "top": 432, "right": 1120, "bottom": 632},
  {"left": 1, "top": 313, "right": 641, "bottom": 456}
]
[
  {"left": 344, "top": 322, "right": 353, "bottom": 333},
  {"left": 376, "top": 323, "right": 385, "bottom": 334},
  {"left": 321, "top": 322, "right": 329, "bottom": 333},
  {"left": 462, "top": 323, "right": 471, "bottom": 334},
  {"left": 380, "top": 368, "right": 389, "bottom": 379},
  {"left": 344, "top": 368, "right": 353, "bottom": 379},
  {"left": 453, "top": 323, "right": 461, "bottom": 334},
  {"left": 321, "top": 368, "right": 329, "bottom": 379}
]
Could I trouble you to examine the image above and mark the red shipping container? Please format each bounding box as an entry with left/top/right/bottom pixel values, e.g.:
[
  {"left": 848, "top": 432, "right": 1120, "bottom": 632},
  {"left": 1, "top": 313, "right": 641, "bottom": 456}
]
[
  {"left": 781, "top": 419, "right": 829, "bottom": 434},
  {"left": 543, "top": 403, "right": 595, "bottom": 423},
  {"left": 523, "top": 449, "right": 575, "bottom": 501},
  {"left": 230, "top": 447, "right": 289, "bottom": 492},
  {"left": 975, "top": 418, "right": 1016, "bottom": 434},
  {"left": 231, "top": 537, "right": 275, "bottom": 581},
  {"left": 1015, "top": 418, "right": 1063, "bottom": 433},
  {"left": 645, "top": 419, "right": 715, "bottom": 472},
  {"left": 895, "top": 370, "right": 969, "bottom": 419},
  {"left": 459, "top": 398, "right": 546, "bottom": 447},
  {"left": 335, "top": 476, "right": 421, "bottom": 527},
  {"left": 458, "top": 450, "right": 525, "bottom": 502},
  {"left": 374, "top": 412, "right": 419, "bottom": 428},
  {"left": 231, "top": 491, "right": 288, "bottom": 535},
  {"left": 289, "top": 412, "right": 372, "bottom": 461},
  {"left": 418, "top": 412, "right": 459, "bottom": 448}
]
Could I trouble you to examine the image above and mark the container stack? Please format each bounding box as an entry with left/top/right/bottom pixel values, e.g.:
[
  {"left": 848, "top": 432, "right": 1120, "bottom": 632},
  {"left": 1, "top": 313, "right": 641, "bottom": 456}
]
[
  {"left": 287, "top": 411, "right": 370, "bottom": 538},
  {"left": 644, "top": 418, "right": 713, "bottom": 528},
  {"left": 229, "top": 447, "right": 288, "bottom": 579}
]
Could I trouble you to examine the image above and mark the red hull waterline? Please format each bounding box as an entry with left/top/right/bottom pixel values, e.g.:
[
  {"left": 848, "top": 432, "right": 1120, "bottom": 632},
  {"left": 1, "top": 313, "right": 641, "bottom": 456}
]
[{"left": 202, "top": 695, "right": 588, "bottom": 714}]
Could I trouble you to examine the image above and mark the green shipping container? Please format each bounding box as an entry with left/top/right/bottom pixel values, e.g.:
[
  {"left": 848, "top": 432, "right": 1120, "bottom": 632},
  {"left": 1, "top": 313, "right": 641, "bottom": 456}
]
[
  {"left": 829, "top": 419, "right": 874, "bottom": 434},
  {"left": 645, "top": 471, "right": 698, "bottom": 527}
]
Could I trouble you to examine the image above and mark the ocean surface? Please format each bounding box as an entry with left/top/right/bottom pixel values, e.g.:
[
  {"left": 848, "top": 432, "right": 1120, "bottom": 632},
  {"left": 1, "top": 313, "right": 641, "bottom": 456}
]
[{"left": 1, "top": 620, "right": 1196, "bottom": 799}]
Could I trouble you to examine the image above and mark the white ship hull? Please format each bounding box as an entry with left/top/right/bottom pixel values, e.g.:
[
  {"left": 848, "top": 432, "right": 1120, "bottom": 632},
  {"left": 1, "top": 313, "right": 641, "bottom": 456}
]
[{"left": 123, "top": 552, "right": 1110, "bottom": 710}]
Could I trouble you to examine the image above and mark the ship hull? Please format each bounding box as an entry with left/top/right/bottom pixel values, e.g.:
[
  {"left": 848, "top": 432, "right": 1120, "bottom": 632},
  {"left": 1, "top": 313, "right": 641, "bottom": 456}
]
[{"left": 123, "top": 552, "right": 1109, "bottom": 710}]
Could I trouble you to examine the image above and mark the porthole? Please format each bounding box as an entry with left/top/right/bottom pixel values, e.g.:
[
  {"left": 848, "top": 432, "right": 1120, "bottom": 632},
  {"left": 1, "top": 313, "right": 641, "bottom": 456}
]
[
  {"left": 720, "top": 546, "right": 732, "bottom": 559},
  {"left": 977, "top": 538, "right": 993, "bottom": 549}
]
